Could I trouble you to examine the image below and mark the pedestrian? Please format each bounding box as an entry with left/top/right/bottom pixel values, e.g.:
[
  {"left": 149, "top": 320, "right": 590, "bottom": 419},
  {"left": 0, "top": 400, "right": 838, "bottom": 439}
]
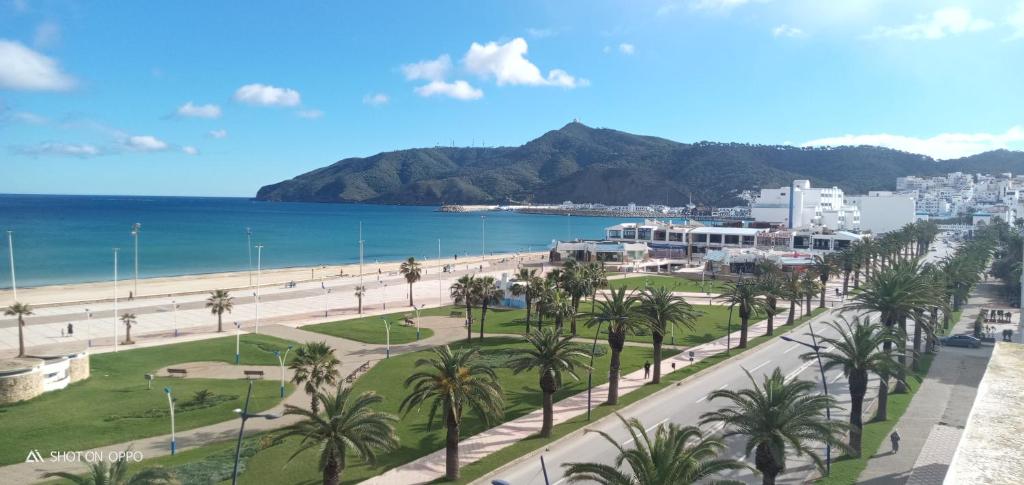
[
  {"left": 67, "top": 323, "right": 74, "bottom": 336},
  {"left": 643, "top": 361, "right": 651, "bottom": 379},
  {"left": 890, "top": 429, "right": 901, "bottom": 453},
  {"left": 671, "top": 362, "right": 677, "bottom": 371}
]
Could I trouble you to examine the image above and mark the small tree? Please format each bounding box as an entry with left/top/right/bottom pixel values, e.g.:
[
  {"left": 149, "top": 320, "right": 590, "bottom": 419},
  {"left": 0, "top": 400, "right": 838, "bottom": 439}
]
[
  {"left": 508, "top": 328, "right": 590, "bottom": 437},
  {"left": 399, "top": 257, "right": 422, "bottom": 307},
  {"left": 4, "top": 302, "right": 32, "bottom": 357},
  {"left": 205, "top": 289, "right": 233, "bottom": 333},
  {"left": 120, "top": 313, "right": 137, "bottom": 344}
]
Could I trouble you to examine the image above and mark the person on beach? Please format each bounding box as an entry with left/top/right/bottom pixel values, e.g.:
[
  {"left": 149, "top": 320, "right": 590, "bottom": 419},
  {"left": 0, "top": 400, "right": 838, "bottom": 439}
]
[
  {"left": 67, "top": 323, "right": 74, "bottom": 336},
  {"left": 890, "top": 429, "right": 901, "bottom": 453},
  {"left": 643, "top": 361, "right": 651, "bottom": 379}
]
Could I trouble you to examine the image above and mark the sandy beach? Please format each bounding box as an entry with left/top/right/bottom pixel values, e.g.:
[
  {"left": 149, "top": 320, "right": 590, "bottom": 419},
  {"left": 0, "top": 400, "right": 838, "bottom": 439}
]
[{"left": 0, "top": 251, "right": 547, "bottom": 307}]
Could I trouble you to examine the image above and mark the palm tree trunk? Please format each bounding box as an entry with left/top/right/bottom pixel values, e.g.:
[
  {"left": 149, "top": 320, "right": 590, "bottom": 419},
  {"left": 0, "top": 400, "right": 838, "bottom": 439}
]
[
  {"left": 445, "top": 417, "right": 460, "bottom": 480},
  {"left": 787, "top": 300, "right": 796, "bottom": 324},
  {"left": 805, "top": 294, "right": 812, "bottom": 314},
  {"left": 819, "top": 285, "right": 826, "bottom": 309},
  {"left": 524, "top": 296, "right": 532, "bottom": 333},
  {"left": 928, "top": 307, "right": 939, "bottom": 354},
  {"left": 843, "top": 271, "right": 850, "bottom": 295},
  {"left": 912, "top": 314, "right": 923, "bottom": 371},
  {"left": 540, "top": 376, "right": 556, "bottom": 437},
  {"left": 606, "top": 331, "right": 625, "bottom": 405},
  {"left": 324, "top": 453, "right": 341, "bottom": 485},
  {"left": 894, "top": 317, "right": 908, "bottom": 393},
  {"left": 479, "top": 302, "right": 488, "bottom": 340},
  {"left": 357, "top": 296, "right": 362, "bottom": 314},
  {"left": 311, "top": 394, "right": 319, "bottom": 415},
  {"left": 465, "top": 301, "right": 474, "bottom": 341},
  {"left": 217, "top": 312, "right": 223, "bottom": 332},
  {"left": 739, "top": 314, "right": 749, "bottom": 348},
  {"left": 652, "top": 333, "right": 664, "bottom": 384},
  {"left": 755, "top": 443, "right": 782, "bottom": 485},
  {"left": 17, "top": 317, "right": 25, "bottom": 357},
  {"left": 570, "top": 299, "right": 579, "bottom": 336},
  {"left": 125, "top": 323, "right": 132, "bottom": 344},
  {"left": 876, "top": 325, "right": 892, "bottom": 421},
  {"left": 849, "top": 373, "right": 866, "bottom": 457},
  {"left": 409, "top": 282, "right": 414, "bottom": 307},
  {"left": 854, "top": 268, "right": 860, "bottom": 288}
]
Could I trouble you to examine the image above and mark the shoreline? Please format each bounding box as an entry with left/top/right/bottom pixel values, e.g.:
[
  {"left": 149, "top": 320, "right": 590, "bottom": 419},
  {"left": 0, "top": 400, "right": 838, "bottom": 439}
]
[{"left": 0, "top": 250, "right": 547, "bottom": 307}]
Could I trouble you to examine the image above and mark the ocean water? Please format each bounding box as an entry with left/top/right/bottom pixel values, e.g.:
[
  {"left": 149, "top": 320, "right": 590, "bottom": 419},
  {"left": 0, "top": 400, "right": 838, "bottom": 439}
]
[{"left": 0, "top": 194, "right": 636, "bottom": 288}]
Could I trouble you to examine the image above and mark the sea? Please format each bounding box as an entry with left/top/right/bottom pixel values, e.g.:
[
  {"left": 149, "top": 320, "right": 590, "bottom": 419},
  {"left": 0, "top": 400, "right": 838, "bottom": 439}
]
[{"left": 0, "top": 194, "right": 641, "bottom": 288}]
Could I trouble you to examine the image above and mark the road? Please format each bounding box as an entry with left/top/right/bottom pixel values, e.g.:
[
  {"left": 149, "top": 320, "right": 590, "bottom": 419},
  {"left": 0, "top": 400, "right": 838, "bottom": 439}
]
[{"left": 490, "top": 238, "right": 957, "bottom": 484}]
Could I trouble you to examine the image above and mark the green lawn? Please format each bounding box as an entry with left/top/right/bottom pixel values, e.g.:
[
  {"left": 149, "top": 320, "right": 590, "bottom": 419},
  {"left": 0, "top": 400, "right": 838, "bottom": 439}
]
[
  {"left": 303, "top": 308, "right": 445, "bottom": 344},
  {"left": 608, "top": 275, "right": 731, "bottom": 294},
  {"left": 0, "top": 334, "right": 298, "bottom": 467},
  {"left": 234, "top": 337, "right": 675, "bottom": 484},
  {"left": 817, "top": 354, "right": 936, "bottom": 484},
  {"left": 471, "top": 304, "right": 770, "bottom": 346}
]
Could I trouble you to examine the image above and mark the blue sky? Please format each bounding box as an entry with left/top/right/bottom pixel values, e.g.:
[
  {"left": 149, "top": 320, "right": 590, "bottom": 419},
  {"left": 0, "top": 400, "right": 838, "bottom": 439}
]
[{"left": 1, "top": 0, "right": 1023, "bottom": 196}]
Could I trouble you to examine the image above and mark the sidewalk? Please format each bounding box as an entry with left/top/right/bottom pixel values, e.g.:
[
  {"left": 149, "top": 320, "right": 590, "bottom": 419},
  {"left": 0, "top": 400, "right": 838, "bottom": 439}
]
[{"left": 856, "top": 281, "right": 999, "bottom": 485}]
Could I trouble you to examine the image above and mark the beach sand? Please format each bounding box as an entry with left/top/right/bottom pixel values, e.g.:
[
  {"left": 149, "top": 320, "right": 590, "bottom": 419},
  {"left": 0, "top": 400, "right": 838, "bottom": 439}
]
[{"left": 0, "top": 251, "right": 547, "bottom": 307}]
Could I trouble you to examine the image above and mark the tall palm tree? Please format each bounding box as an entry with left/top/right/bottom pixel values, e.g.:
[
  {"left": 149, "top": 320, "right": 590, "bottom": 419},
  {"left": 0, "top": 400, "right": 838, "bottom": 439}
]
[
  {"left": 534, "top": 277, "right": 557, "bottom": 329},
  {"left": 700, "top": 368, "right": 849, "bottom": 485},
  {"left": 812, "top": 255, "right": 834, "bottom": 309},
  {"left": 400, "top": 346, "right": 504, "bottom": 481},
  {"left": 547, "top": 288, "right": 575, "bottom": 334},
  {"left": 756, "top": 273, "right": 784, "bottom": 336},
  {"left": 585, "top": 262, "right": 609, "bottom": 316},
  {"left": 511, "top": 268, "right": 538, "bottom": 332},
  {"left": 586, "top": 287, "right": 645, "bottom": 404},
  {"left": 42, "top": 449, "right": 178, "bottom": 484},
  {"left": 354, "top": 285, "right": 366, "bottom": 314},
  {"left": 637, "top": 287, "right": 699, "bottom": 383},
  {"left": 508, "top": 327, "right": 590, "bottom": 437},
  {"left": 561, "top": 260, "right": 590, "bottom": 335},
  {"left": 800, "top": 316, "right": 900, "bottom": 456},
  {"left": 475, "top": 276, "right": 504, "bottom": 340},
  {"left": 5, "top": 302, "right": 32, "bottom": 357},
  {"left": 280, "top": 387, "right": 399, "bottom": 485},
  {"left": 450, "top": 275, "right": 477, "bottom": 341},
  {"left": 120, "top": 313, "right": 137, "bottom": 344},
  {"left": 799, "top": 271, "right": 820, "bottom": 315},
  {"left": 562, "top": 414, "right": 749, "bottom": 485},
  {"left": 400, "top": 257, "right": 422, "bottom": 307},
  {"left": 205, "top": 289, "right": 233, "bottom": 333},
  {"left": 715, "top": 282, "right": 768, "bottom": 348},
  {"left": 782, "top": 273, "right": 802, "bottom": 325},
  {"left": 289, "top": 341, "right": 341, "bottom": 414}
]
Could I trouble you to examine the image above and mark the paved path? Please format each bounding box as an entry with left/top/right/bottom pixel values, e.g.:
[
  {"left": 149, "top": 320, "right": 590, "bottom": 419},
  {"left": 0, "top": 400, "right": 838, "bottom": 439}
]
[{"left": 856, "top": 281, "right": 1000, "bottom": 485}]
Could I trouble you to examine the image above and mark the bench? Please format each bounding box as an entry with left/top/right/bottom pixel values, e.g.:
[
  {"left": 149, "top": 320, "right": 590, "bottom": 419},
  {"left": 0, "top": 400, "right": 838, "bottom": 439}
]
[
  {"left": 243, "top": 370, "right": 265, "bottom": 380},
  {"left": 449, "top": 310, "right": 465, "bottom": 318},
  {"left": 167, "top": 368, "right": 188, "bottom": 377}
]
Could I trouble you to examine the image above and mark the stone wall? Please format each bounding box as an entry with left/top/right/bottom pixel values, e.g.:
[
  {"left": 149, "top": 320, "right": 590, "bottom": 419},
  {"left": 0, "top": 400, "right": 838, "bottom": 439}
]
[
  {"left": 68, "top": 353, "right": 90, "bottom": 382},
  {"left": 0, "top": 371, "right": 43, "bottom": 404}
]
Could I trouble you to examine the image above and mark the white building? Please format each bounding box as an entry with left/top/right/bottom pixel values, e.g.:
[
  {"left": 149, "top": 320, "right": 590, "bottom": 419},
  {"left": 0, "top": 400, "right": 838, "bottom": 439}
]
[
  {"left": 750, "top": 180, "right": 860, "bottom": 231},
  {"left": 847, "top": 191, "right": 916, "bottom": 234},
  {"left": 603, "top": 220, "right": 769, "bottom": 257}
]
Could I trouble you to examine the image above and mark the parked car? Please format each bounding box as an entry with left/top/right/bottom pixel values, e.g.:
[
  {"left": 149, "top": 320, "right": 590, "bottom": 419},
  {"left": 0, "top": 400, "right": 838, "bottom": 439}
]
[{"left": 940, "top": 334, "right": 981, "bottom": 348}]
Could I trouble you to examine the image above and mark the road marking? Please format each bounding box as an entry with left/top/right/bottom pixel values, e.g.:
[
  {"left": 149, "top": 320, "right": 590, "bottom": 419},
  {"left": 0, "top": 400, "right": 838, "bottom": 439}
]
[
  {"left": 622, "top": 418, "right": 668, "bottom": 445},
  {"left": 748, "top": 360, "right": 771, "bottom": 373},
  {"left": 830, "top": 373, "right": 844, "bottom": 384},
  {"left": 718, "top": 383, "right": 729, "bottom": 390},
  {"left": 784, "top": 344, "right": 799, "bottom": 354}
]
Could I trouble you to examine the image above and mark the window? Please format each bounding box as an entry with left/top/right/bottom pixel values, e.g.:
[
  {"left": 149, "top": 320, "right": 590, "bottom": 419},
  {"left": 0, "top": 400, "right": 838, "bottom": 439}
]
[
  {"left": 669, "top": 232, "right": 684, "bottom": 242},
  {"left": 793, "top": 236, "right": 810, "bottom": 249},
  {"left": 694, "top": 233, "right": 708, "bottom": 243},
  {"left": 742, "top": 235, "right": 756, "bottom": 245},
  {"left": 654, "top": 230, "right": 667, "bottom": 241},
  {"left": 637, "top": 228, "right": 653, "bottom": 240},
  {"left": 709, "top": 234, "right": 722, "bottom": 244},
  {"left": 623, "top": 229, "right": 636, "bottom": 239},
  {"left": 724, "top": 235, "right": 740, "bottom": 245},
  {"left": 834, "top": 240, "right": 851, "bottom": 250},
  {"left": 813, "top": 238, "right": 831, "bottom": 250},
  {"left": 607, "top": 230, "right": 622, "bottom": 238}
]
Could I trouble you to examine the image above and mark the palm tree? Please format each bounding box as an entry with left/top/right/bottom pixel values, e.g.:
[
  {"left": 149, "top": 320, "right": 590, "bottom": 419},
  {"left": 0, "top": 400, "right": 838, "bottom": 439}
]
[
  {"left": 280, "top": 387, "right": 399, "bottom": 485},
  {"left": 585, "top": 262, "right": 609, "bottom": 315},
  {"left": 782, "top": 273, "right": 802, "bottom": 325},
  {"left": 511, "top": 268, "right": 538, "bottom": 332},
  {"left": 756, "top": 273, "right": 784, "bottom": 336},
  {"left": 289, "top": 341, "right": 341, "bottom": 414},
  {"left": 800, "top": 316, "right": 900, "bottom": 456},
  {"left": 508, "top": 328, "right": 590, "bottom": 437},
  {"left": 534, "top": 277, "right": 557, "bottom": 329},
  {"left": 450, "top": 275, "right": 477, "bottom": 341},
  {"left": 205, "top": 289, "right": 233, "bottom": 333},
  {"left": 400, "top": 257, "right": 422, "bottom": 307},
  {"left": 42, "top": 449, "right": 178, "bottom": 484},
  {"left": 547, "top": 288, "right": 575, "bottom": 333},
  {"left": 812, "top": 255, "right": 834, "bottom": 309},
  {"left": 120, "top": 313, "right": 137, "bottom": 344},
  {"left": 637, "top": 287, "right": 699, "bottom": 383},
  {"left": 562, "top": 414, "right": 749, "bottom": 484},
  {"left": 715, "top": 282, "right": 768, "bottom": 348},
  {"left": 561, "top": 261, "right": 590, "bottom": 335},
  {"left": 799, "top": 271, "right": 820, "bottom": 315},
  {"left": 5, "top": 302, "right": 32, "bottom": 357},
  {"left": 400, "top": 346, "right": 504, "bottom": 481},
  {"left": 700, "top": 368, "right": 849, "bottom": 485},
  {"left": 475, "top": 276, "right": 504, "bottom": 340},
  {"left": 354, "top": 285, "right": 366, "bottom": 314},
  {"left": 585, "top": 287, "right": 645, "bottom": 405}
]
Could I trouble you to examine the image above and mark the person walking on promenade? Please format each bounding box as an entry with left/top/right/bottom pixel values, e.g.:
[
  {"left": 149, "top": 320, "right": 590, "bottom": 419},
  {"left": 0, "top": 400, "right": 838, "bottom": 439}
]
[
  {"left": 643, "top": 361, "right": 651, "bottom": 380},
  {"left": 890, "top": 429, "right": 901, "bottom": 453},
  {"left": 67, "top": 323, "right": 74, "bottom": 336}
]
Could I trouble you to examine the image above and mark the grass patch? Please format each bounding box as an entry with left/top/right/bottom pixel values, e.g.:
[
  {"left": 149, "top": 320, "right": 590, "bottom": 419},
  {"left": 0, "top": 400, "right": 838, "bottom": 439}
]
[
  {"left": 447, "top": 307, "right": 829, "bottom": 484},
  {"left": 816, "top": 354, "right": 936, "bottom": 484},
  {"left": 233, "top": 337, "right": 675, "bottom": 484},
  {"left": 0, "top": 334, "right": 297, "bottom": 466},
  {"left": 303, "top": 308, "right": 442, "bottom": 344},
  {"left": 608, "top": 275, "right": 730, "bottom": 294}
]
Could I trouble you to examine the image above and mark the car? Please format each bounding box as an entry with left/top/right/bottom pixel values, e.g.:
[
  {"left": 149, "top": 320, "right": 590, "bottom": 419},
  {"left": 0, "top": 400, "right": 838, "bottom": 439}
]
[{"left": 940, "top": 334, "right": 981, "bottom": 348}]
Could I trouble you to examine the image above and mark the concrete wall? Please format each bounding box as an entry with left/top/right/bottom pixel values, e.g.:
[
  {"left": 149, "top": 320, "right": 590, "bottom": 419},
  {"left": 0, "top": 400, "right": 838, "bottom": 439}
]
[{"left": 849, "top": 194, "right": 916, "bottom": 234}]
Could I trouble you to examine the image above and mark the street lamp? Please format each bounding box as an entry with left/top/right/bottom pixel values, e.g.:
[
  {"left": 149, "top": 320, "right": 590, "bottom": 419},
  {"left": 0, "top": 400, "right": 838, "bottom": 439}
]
[
  {"left": 131, "top": 223, "right": 141, "bottom": 298},
  {"left": 164, "top": 387, "right": 176, "bottom": 455},
  {"left": 231, "top": 381, "right": 280, "bottom": 485},
  {"left": 780, "top": 324, "right": 832, "bottom": 476},
  {"left": 113, "top": 248, "right": 120, "bottom": 352},
  {"left": 6, "top": 230, "right": 15, "bottom": 302},
  {"left": 171, "top": 300, "right": 178, "bottom": 337},
  {"left": 274, "top": 345, "right": 293, "bottom": 398},
  {"left": 725, "top": 304, "right": 734, "bottom": 355},
  {"left": 381, "top": 317, "right": 391, "bottom": 358},
  {"left": 246, "top": 228, "right": 253, "bottom": 287},
  {"left": 85, "top": 308, "right": 92, "bottom": 347},
  {"left": 587, "top": 319, "right": 606, "bottom": 421},
  {"left": 255, "top": 244, "right": 263, "bottom": 333},
  {"left": 414, "top": 304, "right": 422, "bottom": 341},
  {"left": 481, "top": 215, "right": 486, "bottom": 271},
  {"left": 234, "top": 321, "right": 241, "bottom": 364}
]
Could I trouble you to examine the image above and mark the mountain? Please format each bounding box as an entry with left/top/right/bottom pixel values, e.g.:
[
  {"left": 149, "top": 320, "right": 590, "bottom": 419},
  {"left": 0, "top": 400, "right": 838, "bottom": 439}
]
[{"left": 255, "top": 122, "right": 1024, "bottom": 207}]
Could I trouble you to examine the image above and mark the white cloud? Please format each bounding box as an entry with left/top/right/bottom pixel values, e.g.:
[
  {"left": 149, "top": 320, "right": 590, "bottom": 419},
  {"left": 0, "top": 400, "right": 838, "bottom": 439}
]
[
  {"left": 362, "top": 93, "right": 389, "bottom": 106},
  {"left": 13, "top": 142, "right": 100, "bottom": 158},
  {"left": 182, "top": 146, "right": 198, "bottom": 156},
  {"left": 1008, "top": 1, "right": 1024, "bottom": 40},
  {"left": 233, "top": 83, "right": 301, "bottom": 107},
  {"left": 125, "top": 135, "right": 168, "bottom": 152},
  {"left": 526, "top": 27, "right": 555, "bottom": 38},
  {"left": 773, "top": 25, "right": 806, "bottom": 38},
  {"left": 401, "top": 55, "right": 452, "bottom": 82},
  {"left": 0, "top": 39, "right": 75, "bottom": 91},
  {"left": 176, "top": 101, "right": 221, "bottom": 118},
  {"left": 209, "top": 129, "right": 228, "bottom": 139},
  {"left": 618, "top": 43, "right": 636, "bottom": 54},
  {"left": 867, "top": 7, "right": 993, "bottom": 40},
  {"left": 802, "top": 126, "right": 1024, "bottom": 160},
  {"left": 33, "top": 21, "right": 60, "bottom": 48},
  {"left": 414, "top": 80, "right": 484, "bottom": 100},
  {"left": 463, "top": 37, "right": 587, "bottom": 88},
  {"left": 297, "top": 109, "right": 324, "bottom": 119}
]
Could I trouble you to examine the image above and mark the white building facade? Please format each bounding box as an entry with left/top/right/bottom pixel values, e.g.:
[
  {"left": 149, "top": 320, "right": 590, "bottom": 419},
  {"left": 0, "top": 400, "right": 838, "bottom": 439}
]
[
  {"left": 847, "top": 191, "right": 916, "bottom": 234},
  {"left": 750, "top": 180, "right": 860, "bottom": 231}
]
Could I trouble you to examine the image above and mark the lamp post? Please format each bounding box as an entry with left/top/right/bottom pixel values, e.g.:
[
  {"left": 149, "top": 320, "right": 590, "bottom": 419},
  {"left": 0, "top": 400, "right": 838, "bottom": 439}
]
[
  {"left": 381, "top": 317, "right": 391, "bottom": 358},
  {"left": 85, "top": 308, "right": 92, "bottom": 347},
  {"left": 231, "top": 381, "right": 280, "bottom": 485},
  {"left": 131, "top": 223, "right": 141, "bottom": 298},
  {"left": 438, "top": 238, "right": 443, "bottom": 306},
  {"left": 246, "top": 228, "right": 253, "bottom": 287},
  {"left": 725, "top": 304, "right": 734, "bottom": 355},
  {"left": 414, "top": 304, "right": 422, "bottom": 341},
  {"left": 234, "top": 321, "right": 241, "bottom": 364},
  {"left": 164, "top": 387, "right": 176, "bottom": 455},
  {"left": 6, "top": 230, "right": 15, "bottom": 302},
  {"left": 481, "top": 215, "right": 486, "bottom": 271},
  {"left": 113, "top": 248, "right": 119, "bottom": 352},
  {"left": 172, "top": 300, "right": 178, "bottom": 337},
  {"left": 780, "top": 324, "right": 832, "bottom": 476},
  {"left": 274, "top": 345, "right": 293, "bottom": 398},
  {"left": 255, "top": 244, "right": 263, "bottom": 333},
  {"left": 587, "top": 319, "right": 606, "bottom": 421}
]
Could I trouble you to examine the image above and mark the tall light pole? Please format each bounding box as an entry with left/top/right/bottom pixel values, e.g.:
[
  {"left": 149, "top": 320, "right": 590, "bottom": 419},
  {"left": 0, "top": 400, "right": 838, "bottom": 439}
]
[
  {"left": 780, "top": 323, "right": 832, "bottom": 476},
  {"left": 113, "top": 248, "right": 119, "bottom": 352},
  {"left": 164, "top": 387, "right": 176, "bottom": 455},
  {"left": 255, "top": 244, "right": 263, "bottom": 333},
  {"left": 587, "top": 319, "right": 606, "bottom": 421},
  {"left": 85, "top": 308, "right": 92, "bottom": 347},
  {"left": 246, "top": 228, "right": 253, "bottom": 287},
  {"left": 414, "top": 304, "right": 422, "bottom": 341},
  {"left": 234, "top": 321, "right": 241, "bottom": 364},
  {"left": 480, "top": 215, "right": 486, "bottom": 272},
  {"left": 231, "top": 381, "right": 279, "bottom": 485},
  {"left": 6, "top": 230, "right": 15, "bottom": 302},
  {"left": 359, "top": 222, "right": 364, "bottom": 294},
  {"left": 274, "top": 345, "right": 293, "bottom": 398},
  {"left": 381, "top": 317, "right": 391, "bottom": 358},
  {"left": 171, "top": 300, "right": 178, "bottom": 337},
  {"left": 131, "top": 223, "right": 141, "bottom": 298}
]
